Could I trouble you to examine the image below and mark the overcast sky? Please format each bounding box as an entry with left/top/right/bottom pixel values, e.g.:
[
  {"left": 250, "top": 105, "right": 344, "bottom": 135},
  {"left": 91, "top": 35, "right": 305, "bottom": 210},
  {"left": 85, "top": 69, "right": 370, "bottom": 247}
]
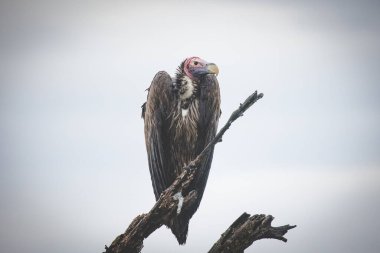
[{"left": 1, "top": 1, "right": 380, "bottom": 252}]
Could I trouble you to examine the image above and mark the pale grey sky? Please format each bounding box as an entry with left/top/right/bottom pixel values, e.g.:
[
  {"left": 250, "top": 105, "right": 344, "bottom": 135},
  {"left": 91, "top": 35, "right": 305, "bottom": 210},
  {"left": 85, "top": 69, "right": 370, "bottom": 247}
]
[{"left": 1, "top": 1, "right": 379, "bottom": 252}]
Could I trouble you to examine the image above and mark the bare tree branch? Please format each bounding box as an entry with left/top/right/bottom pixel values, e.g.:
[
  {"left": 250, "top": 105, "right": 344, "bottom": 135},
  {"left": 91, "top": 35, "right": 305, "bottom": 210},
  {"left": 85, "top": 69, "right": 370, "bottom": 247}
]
[
  {"left": 208, "top": 213, "right": 296, "bottom": 253},
  {"left": 188, "top": 90, "right": 264, "bottom": 169},
  {"left": 104, "top": 91, "right": 294, "bottom": 253}
]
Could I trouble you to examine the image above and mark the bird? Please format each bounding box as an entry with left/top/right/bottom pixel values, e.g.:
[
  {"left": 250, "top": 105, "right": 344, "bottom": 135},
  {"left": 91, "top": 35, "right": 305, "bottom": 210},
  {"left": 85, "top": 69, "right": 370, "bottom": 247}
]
[{"left": 141, "top": 57, "right": 221, "bottom": 244}]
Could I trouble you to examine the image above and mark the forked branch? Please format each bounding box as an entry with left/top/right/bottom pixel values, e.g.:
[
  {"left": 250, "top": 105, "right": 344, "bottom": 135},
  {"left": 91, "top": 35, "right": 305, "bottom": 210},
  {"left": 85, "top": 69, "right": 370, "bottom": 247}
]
[{"left": 209, "top": 213, "right": 296, "bottom": 253}]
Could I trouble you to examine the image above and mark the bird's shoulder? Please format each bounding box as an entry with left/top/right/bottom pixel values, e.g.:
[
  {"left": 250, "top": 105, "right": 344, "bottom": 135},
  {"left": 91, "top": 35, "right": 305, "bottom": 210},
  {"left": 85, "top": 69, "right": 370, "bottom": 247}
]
[
  {"left": 150, "top": 71, "right": 173, "bottom": 88},
  {"left": 142, "top": 71, "right": 175, "bottom": 119}
]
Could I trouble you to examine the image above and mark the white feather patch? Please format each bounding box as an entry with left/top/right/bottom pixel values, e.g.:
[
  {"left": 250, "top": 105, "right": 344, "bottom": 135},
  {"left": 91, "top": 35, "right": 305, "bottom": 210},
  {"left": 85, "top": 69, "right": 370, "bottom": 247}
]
[
  {"left": 180, "top": 76, "right": 194, "bottom": 100},
  {"left": 181, "top": 108, "right": 189, "bottom": 117},
  {"left": 173, "top": 192, "right": 184, "bottom": 215}
]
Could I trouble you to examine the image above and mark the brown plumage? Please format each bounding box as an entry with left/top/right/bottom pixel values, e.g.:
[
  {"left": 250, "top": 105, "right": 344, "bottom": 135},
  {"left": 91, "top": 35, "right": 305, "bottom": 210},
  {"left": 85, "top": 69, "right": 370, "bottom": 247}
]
[{"left": 141, "top": 57, "right": 221, "bottom": 244}]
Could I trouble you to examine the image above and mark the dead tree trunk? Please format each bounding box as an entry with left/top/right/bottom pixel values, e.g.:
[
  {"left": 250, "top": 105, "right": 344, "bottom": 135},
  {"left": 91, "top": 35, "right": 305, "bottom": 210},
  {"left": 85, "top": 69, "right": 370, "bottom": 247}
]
[{"left": 104, "top": 91, "right": 296, "bottom": 253}]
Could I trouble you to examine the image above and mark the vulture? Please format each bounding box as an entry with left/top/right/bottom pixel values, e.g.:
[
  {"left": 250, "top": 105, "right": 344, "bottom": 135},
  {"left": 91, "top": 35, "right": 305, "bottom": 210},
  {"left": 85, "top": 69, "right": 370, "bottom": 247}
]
[{"left": 141, "top": 57, "right": 221, "bottom": 244}]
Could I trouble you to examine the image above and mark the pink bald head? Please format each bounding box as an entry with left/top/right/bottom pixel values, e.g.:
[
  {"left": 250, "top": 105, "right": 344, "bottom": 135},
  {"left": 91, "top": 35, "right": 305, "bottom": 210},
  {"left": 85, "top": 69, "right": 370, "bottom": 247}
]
[{"left": 183, "top": 57, "right": 219, "bottom": 80}]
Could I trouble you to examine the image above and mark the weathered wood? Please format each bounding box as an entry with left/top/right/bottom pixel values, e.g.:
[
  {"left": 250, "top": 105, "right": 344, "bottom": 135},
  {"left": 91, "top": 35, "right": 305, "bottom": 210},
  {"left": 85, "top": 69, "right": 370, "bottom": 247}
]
[
  {"left": 208, "top": 213, "right": 296, "bottom": 253},
  {"left": 103, "top": 91, "right": 295, "bottom": 253},
  {"left": 104, "top": 176, "right": 198, "bottom": 253}
]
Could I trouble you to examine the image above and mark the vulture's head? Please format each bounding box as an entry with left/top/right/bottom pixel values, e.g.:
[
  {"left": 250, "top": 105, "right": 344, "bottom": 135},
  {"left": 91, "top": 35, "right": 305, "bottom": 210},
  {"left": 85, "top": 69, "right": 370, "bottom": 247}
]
[{"left": 180, "top": 57, "right": 219, "bottom": 81}]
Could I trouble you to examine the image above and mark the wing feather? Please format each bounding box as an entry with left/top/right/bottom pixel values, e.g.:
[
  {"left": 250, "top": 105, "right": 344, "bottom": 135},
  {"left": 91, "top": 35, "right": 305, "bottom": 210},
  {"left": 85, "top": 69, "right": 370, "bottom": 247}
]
[{"left": 143, "top": 71, "right": 174, "bottom": 200}]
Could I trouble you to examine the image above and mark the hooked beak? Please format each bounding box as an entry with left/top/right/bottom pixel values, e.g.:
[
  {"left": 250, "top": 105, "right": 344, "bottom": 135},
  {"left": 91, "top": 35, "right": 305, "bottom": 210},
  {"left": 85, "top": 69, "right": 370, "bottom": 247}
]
[
  {"left": 190, "top": 62, "right": 220, "bottom": 79},
  {"left": 206, "top": 63, "right": 219, "bottom": 76}
]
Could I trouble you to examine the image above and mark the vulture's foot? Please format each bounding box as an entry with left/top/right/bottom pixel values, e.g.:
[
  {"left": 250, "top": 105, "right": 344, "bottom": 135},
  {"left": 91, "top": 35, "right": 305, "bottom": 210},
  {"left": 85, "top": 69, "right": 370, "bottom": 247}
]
[
  {"left": 184, "top": 161, "right": 197, "bottom": 171},
  {"left": 173, "top": 192, "right": 184, "bottom": 215}
]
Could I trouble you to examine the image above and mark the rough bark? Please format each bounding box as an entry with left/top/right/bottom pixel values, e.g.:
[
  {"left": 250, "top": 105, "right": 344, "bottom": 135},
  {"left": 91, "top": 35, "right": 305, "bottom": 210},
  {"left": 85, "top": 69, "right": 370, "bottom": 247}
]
[
  {"left": 209, "top": 213, "right": 296, "bottom": 253},
  {"left": 104, "top": 91, "right": 295, "bottom": 253}
]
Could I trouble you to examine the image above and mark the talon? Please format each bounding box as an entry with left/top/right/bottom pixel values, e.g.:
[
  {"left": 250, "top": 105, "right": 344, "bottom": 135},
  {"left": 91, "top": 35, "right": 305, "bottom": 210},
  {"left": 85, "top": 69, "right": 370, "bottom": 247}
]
[
  {"left": 173, "top": 192, "right": 184, "bottom": 214},
  {"left": 184, "top": 162, "right": 197, "bottom": 171}
]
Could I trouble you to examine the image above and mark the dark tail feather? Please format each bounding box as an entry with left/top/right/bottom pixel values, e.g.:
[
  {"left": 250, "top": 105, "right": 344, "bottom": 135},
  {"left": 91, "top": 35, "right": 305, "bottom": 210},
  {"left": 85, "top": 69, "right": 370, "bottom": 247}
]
[{"left": 170, "top": 218, "right": 189, "bottom": 245}]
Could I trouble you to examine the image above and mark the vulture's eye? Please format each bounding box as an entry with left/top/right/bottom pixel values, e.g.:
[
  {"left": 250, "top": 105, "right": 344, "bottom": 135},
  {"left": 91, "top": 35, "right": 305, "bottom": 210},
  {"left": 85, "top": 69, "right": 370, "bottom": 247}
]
[{"left": 194, "top": 61, "right": 198, "bottom": 65}]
